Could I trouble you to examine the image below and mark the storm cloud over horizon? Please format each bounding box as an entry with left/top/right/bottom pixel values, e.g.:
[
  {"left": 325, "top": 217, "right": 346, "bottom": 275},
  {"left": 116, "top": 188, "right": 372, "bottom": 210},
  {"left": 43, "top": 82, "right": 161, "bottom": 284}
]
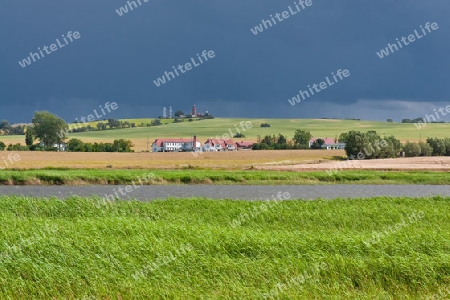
[{"left": 0, "top": 0, "right": 449, "bottom": 123}]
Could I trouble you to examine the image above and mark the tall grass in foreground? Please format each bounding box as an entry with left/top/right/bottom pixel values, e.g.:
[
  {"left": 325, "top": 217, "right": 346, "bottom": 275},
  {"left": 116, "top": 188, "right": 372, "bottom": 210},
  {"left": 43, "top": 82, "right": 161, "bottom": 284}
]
[{"left": 0, "top": 196, "right": 449, "bottom": 299}]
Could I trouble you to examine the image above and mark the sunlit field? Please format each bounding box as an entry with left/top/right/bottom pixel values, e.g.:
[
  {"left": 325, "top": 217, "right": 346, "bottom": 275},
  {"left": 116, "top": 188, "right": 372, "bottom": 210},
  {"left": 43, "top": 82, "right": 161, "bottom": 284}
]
[
  {"left": 0, "top": 150, "right": 343, "bottom": 170},
  {"left": 2, "top": 118, "right": 449, "bottom": 152}
]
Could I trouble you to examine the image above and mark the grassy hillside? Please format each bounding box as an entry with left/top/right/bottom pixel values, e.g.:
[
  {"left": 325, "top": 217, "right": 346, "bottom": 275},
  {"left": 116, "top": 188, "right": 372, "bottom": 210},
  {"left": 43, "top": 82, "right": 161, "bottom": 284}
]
[
  {"left": 1, "top": 118, "right": 449, "bottom": 151},
  {"left": 72, "top": 118, "right": 449, "bottom": 140},
  {"left": 69, "top": 118, "right": 450, "bottom": 151},
  {"left": 1, "top": 196, "right": 449, "bottom": 298}
]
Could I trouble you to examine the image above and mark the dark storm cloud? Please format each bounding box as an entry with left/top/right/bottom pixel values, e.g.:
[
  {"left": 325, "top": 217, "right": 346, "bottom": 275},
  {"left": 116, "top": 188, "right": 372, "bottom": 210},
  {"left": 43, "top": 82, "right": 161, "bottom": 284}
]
[{"left": 0, "top": 0, "right": 449, "bottom": 122}]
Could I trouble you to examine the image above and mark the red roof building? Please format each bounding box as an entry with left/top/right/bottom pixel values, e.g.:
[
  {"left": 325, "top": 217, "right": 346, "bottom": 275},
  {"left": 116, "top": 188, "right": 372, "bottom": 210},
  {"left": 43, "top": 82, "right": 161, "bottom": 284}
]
[
  {"left": 152, "top": 138, "right": 201, "bottom": 152},
  {"left": 204, "top": 138, "right": 235, "bottom": 151},
  {"left": 236, "top": 141, "right": 254, "bottom": 149},
  {"left": 309, "top": 138, "right": 345, "bottom": 150}
]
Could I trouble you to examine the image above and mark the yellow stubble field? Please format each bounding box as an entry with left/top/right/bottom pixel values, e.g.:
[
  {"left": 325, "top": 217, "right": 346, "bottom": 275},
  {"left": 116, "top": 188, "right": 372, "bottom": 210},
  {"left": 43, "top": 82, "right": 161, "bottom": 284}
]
[{"left": 1, "top": 150, "right": 344, "bottom": 170}]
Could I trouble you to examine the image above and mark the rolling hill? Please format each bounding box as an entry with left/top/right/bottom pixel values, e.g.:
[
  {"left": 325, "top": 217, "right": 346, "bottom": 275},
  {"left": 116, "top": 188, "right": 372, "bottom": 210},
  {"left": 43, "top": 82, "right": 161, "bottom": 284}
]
[{"left": 1, "top": 118, "right": 448, "bottom": 152}]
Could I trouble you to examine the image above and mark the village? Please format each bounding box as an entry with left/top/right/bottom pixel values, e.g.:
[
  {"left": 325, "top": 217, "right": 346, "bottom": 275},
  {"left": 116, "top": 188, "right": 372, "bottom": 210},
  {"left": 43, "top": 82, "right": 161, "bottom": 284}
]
[
  {"left": 151, "top": 136, "right": 253, "bottom": 152},
  {"left": 151, "top": 137, "right": 345, "bottom": 152},
  {"left": 151, "top": 105, "right": 346, "bottom": 153}
]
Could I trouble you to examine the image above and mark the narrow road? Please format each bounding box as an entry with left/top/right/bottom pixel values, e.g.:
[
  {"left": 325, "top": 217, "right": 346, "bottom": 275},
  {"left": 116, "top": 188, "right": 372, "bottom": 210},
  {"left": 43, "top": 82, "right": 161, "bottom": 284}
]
[{"left": 0, "top": 185, "right": 449, "bottom": 200}]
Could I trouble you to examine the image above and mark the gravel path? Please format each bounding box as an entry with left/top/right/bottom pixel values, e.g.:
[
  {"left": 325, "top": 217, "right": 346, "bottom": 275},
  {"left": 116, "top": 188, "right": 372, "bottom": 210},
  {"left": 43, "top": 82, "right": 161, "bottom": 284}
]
[{"left": 0, "top": 185, "right": 449, "bottom": 200}]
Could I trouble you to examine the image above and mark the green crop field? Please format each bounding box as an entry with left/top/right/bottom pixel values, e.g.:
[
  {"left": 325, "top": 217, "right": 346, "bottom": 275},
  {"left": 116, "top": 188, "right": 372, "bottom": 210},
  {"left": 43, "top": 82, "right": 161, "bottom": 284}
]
[
  {"left": 0, "top": 196, "right": 449, "bottom": 298},
  {"left": 2, "top": 118, "right": 449, "bottom": 151},
  {"left": 69, "top": 118, "right": 449, "bottom": 141}
]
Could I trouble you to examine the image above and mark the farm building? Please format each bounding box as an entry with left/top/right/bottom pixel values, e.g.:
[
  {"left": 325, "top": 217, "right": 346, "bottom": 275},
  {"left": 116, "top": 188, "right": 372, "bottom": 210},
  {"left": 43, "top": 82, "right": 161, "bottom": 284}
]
[
  {"left": 39, "top": 141, "right": 67, "bottom": 151},
  {"left": 236, "top": 141, "right": 254, "bottom": 150},
  {"left": 203, "top": 138, "right": 236, "bottom": 151},
  {"left": 152, "top": 137, "right": 201, "bottom": 152},
  {"left": 309, "top": 138, "right": 346, "bottom": 150}
]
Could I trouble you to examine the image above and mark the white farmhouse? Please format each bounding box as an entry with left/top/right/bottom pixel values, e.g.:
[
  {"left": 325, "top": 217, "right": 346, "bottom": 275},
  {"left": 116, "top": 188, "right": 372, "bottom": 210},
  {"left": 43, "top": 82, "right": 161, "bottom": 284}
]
[{"left": 152, "top": 137, "right": 201, "bottom": 152}]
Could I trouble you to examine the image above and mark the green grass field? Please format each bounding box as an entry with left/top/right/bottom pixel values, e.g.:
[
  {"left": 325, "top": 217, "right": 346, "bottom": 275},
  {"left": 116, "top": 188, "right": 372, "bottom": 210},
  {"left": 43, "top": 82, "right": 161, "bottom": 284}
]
[
  {"left": 68, "top": 118, "right": 449, "bottom": 141},
  {"left": 1, "top": 196, "right": 449, "bottom": 298},
  {"left": 1, "top": 169, "right": 450, "bottom": 185}
]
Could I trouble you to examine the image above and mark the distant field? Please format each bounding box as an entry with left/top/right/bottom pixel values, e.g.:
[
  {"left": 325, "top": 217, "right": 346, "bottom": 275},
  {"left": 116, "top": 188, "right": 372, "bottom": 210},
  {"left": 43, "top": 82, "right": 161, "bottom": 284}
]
[
  {"left": 1, "top": 118, "right": 449, "bottom": 151},
  {"left": 1, "top": 196, "right": 449, "bottom": 298}
]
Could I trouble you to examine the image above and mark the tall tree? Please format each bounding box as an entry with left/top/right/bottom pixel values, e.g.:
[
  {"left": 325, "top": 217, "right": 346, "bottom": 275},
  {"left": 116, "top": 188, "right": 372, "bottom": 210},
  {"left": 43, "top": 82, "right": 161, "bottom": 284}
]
[
  {"left": 25, "top": 128, "right": 34, "bottom": 146},
  {"left": 381, "top": 135, "right": 402, "bottom": 158},
  {"left": 0, "top": 120, "right": 9, "bottom": 129},
  {"left": 31, "top": 111, "right": 68, "bottom": 147},
  {"left": 292, "top": 129, "right": 312, "bottom": 149},
  {"left": 426, "top": 137, "right": 446, "bottom": 156},
  {"left": 277, "top": 134, "right": 287, "bottom": 144},
  {"left": 0, "top": 120, "right": 11, "bottom": 135},
  {"left": 311, "top": 138, "right": 325, "bottom": 149}
]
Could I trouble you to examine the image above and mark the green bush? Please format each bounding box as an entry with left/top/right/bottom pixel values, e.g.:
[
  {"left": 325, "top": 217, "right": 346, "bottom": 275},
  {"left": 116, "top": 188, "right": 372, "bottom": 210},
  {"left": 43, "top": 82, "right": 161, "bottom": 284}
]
[
  {"left": 404, "top": 142, "right": 421, "bottom": 157},
  {"left": 6, "top": 143, "right": 29, "bottom": 151},
  {"left": 426, "top": 138, "right": 446, "bottom": 156},
  {"left": 419, "top": 142, "right": 433, "bottom": 156},
  {"left": 67, "top": 139, "right": 85, "bottom": 152}
]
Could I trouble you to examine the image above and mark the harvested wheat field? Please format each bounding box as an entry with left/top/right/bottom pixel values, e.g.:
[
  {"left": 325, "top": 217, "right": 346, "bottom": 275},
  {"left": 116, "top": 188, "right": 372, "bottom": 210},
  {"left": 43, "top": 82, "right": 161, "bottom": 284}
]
[
  {"left": 5, "top": 150, "right": 344, "bottom": 170},
  {"left": 5, "top": 151, "right": 450, "bottom": 171},
  {"left": 258, "top": 156, "right": 450, "bottom": 171}
]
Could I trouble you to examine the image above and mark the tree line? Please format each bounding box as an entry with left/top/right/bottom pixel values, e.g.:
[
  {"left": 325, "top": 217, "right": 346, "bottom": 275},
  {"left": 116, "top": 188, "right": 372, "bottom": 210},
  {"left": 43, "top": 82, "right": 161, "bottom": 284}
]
[
  {"left": 252, "top": 130, "right": 312, "bottom": 150},
  {"left": 0, "top": 120, "right": 26, "bottom": 135},
  {"left": 253, "top": 129, "right": 450, "bottom": 159},
  {"left": 0, "top": 111, "right": 134, "bottom": 152}
]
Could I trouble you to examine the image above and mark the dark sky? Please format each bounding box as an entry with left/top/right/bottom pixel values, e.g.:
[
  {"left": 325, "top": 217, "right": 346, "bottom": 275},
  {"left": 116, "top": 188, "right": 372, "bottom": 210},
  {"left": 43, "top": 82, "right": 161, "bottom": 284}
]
[{"left": 1, "top": 0, "right": 449, "bottom": 123}]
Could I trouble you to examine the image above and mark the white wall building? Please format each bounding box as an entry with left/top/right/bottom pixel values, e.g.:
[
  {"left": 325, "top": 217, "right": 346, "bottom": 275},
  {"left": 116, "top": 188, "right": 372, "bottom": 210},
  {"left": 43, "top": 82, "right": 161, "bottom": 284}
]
[{"left": 152, "top": 138, "right": 201, "bottom": 152}]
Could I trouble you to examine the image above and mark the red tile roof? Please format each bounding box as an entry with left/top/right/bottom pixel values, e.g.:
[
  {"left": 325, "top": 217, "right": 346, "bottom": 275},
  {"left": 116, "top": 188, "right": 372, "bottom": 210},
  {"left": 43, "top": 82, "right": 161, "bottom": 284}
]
[
  {"left": 205, "top": 138, "right": 235, "bottom": 148},
  {"left": 236, "top": 141, "right": 254, "bottom": 147}
]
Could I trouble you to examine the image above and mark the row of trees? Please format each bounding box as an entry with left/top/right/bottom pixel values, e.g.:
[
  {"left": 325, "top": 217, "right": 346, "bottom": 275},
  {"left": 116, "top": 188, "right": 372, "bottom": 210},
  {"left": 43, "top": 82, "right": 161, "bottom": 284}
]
[
  {"left": 252, "top": 130, "right": 312, "bottom": 150},
  {"left": 341, "top": 131, "right": 450, "bottom": 158},
  {"left": 2, "top": 138, "right": 134, "bottom": 152},
  {"left": 0, "top": 120, "right": 26, "bottom": 135},
  {"left": 66, "top": 116, "right": 213, "bottom": 133},
  {"left": 66, "top": 139, "right": 133, "bottom": 152},
  {"left": 340, "top": 131, "right": 401, "bottom": 159},
  {"left": 413, "top": 138, "right": 450, "bottom": 156},
  {"left": 70, "top": 119, "right": 136, "bottom": 133},
  {"left": 403, "top": 142, "right": 433, "bottom": 157},
  {"left": 252, "top": 128, "right": 450, "bottom": 159},
  {"left": 0, "top": 111, "right": 135, "bottom": 152},
  {"left": 401, "top": 117, "right": 445, "bottom": 124},
  {"left": 401, "top": 117, "right": 425, "bottom": 123},
  {"left": 1, "top": 114, "right": 214, "bottom": 137}
]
